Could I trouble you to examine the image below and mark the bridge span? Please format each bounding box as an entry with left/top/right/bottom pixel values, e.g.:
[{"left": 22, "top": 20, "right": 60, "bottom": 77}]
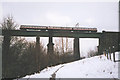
[
  {"left": 2, "top": 29, "right": 102, "bottom": 38},
  {"left": 1, "top": 28, "right": 120, "bottom": 61}
]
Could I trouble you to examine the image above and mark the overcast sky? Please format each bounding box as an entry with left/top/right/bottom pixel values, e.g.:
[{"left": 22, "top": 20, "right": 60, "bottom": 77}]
[
  {"left": 1, "top": 1, "right": 119, "bottom": 56},
  {"left": 1, "top": 2, "right": 119, "bottom": 32}
]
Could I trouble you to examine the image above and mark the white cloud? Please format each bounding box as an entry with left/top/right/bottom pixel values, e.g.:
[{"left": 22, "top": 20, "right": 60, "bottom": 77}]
[
  {"left": 46, "top": 12, "right": 71, "bottom": 26},
  {"left": 86, "top": 18, "right": 94, "bottom": 24}
]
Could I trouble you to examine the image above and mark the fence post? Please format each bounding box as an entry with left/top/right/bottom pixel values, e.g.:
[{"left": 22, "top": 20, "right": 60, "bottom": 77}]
[
  {"left": 112, "top": 46, "right": 115, "bottom": 62},
  {"left": 106, "top": 50, "right": 109, "bottom": 59},
  {"left": 109, "top": 47, "right": 111, "bottom": 60}
]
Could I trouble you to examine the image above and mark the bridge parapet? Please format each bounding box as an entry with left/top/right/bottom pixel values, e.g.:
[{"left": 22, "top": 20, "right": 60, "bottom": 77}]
[{"left": 1, "top": 29, "right": 102, "bottom": 38}]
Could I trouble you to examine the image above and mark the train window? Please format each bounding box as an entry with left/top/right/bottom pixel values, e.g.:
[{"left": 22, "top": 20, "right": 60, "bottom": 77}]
[{"left": 89, "top": 31, "right": 91, "bottom": 33}]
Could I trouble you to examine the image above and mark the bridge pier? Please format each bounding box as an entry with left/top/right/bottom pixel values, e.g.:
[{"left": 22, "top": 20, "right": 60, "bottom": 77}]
[
  {"left": 74, "top": 37, "right": 80, "bottom": 60},
  {"left": 47, "top": 36, "right": 54, "bottom": 66},
  {"left": 36, "top": 36, "right": 40, "bottom": 51},
  {"left": 98, "top": 37, "right": 104, "bottom": 55},
  {"left": 2, "top": 35, "right": 11, "bottom": 78},
  {"left": 47, "top": 36, "right": 54, "bottom": 54},
  {"left": 35, "top": 36, "right": 40, "bottom": 70}
]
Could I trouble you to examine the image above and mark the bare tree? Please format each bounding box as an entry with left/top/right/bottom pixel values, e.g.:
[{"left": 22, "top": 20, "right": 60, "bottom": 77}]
[
  {"left": 87, "top": 47, "right": 98, "bottom": 58},
  {"left": 1, "top": 16, "right": 18, "bottom": 30},
  {"left": 1, "top": 16, "right": 19, "bottom": 78}
]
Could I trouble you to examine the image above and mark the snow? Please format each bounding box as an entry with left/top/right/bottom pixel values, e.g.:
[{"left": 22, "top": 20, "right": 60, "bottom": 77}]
[
  {"left": 17, "top": 52, "right": 119, "bottom": 79},
  {"left": 24, "top": 64, "right": 63, "bottom": 78},
  {"left": 56, "top": 55, "right": 118, "bottom": 78},
  {"left": 111, "top": 52, "right": 120, "bottom": 61}
]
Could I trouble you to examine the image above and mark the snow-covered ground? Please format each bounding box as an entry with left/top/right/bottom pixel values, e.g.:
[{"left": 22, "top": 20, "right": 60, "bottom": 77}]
[{"left": 17, "top": 52, "right": 120, "bottom": 79}]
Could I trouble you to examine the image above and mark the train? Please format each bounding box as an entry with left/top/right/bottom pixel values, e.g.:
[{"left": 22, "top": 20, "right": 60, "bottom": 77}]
[{"left": 20, "top": 25, "right": 97, "bottom": 33}]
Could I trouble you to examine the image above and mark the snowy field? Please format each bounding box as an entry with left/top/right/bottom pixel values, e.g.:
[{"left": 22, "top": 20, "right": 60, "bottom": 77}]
[{"left": 17, "top": 52, "right": 120, "bottom": 80}]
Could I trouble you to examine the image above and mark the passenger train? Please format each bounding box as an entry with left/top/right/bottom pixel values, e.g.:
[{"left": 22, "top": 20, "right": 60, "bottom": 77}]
[{"left": 20, "top": 25, "right": 97, "bottom": 33}]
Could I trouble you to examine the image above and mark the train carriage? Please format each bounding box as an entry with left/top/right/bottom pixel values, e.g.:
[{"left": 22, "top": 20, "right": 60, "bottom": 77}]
[{"left": 20, "top": 25, "right": 97, "bottom": 33}]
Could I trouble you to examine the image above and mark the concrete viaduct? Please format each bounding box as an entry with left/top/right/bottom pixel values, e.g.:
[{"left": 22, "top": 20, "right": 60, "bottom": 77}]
[{"left": 1, "top": 29, "right": 120, "bottom": 61}]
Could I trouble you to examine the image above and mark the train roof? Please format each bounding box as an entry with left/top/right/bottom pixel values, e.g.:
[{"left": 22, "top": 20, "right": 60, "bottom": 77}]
[{"left": 20, "top": 25, "right": 97, "bottom": 29}]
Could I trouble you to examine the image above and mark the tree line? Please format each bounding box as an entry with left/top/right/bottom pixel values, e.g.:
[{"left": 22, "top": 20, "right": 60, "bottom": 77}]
[{"left": 1, "top": 16, "right": 75, "bottom": 79}]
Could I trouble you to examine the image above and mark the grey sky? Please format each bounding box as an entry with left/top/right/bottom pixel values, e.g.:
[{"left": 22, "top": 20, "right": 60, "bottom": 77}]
[
  {"left": 2, "top": 2, "right": 119, "bottom": 32},
  {"left": 1, "top": 2, "right": 119, "bottom": 56}
]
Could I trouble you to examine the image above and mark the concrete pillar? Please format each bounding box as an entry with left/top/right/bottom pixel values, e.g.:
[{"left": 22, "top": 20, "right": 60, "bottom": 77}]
[
  {"left": 47, "top": 36, "right": 54, "bottom": 54},
  {"left": 74, "top": 37, "right": 80, "bottom": 60},
  {"left": 98, "top": 31, "right": 106, "bottom": 55},
  {"left": 47, "top": 36, "right": 54, "bottom": 66},
  {"left": 36, "top": 36, "right": 40, "bottom": 51},
  {"left": 35, "top": 36, "right": 40, "bottom": 70},
  {"left": 98, "top": 38, "right": 101, "bottom": 54},
  {"left": 98, "top": 37, "right": 104, "bottom": 55},
  {"left": 2, "top": 35, "right": 11, "bottom": 78}
]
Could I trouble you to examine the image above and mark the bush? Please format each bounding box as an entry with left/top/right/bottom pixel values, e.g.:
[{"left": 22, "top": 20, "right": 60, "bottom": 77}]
[{"left": 87, "top": 48, "right": 98, "bottom": 58}]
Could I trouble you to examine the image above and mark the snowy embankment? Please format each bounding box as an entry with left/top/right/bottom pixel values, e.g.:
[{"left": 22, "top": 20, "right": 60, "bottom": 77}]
[{"left": 18, "top": 52, "right": 119, "bottom": 79}]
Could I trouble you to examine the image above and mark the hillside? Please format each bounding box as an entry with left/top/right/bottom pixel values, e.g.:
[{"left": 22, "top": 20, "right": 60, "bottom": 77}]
[{"left": 18, "top": 52, "right": 119, "bottom": 79}]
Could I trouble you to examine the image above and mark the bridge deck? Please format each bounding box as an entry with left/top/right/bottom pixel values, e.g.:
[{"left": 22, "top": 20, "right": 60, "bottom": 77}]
[{"left": 1, "top": 30, "right": 102, "bottom": 38}]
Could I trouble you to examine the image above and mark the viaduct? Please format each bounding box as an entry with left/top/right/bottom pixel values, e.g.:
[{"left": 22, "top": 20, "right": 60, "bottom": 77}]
[{"left": 1, "top": 29, "right": 120, "bottom": 61}]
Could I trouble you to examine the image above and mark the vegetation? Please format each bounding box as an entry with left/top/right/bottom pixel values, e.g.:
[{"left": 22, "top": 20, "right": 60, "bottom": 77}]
[
  {"left": 1, "top": 16, "right": 75, "bottom": 79},
  {"left": 87, "top": 47, "right": 98, "bottom": 58}
]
